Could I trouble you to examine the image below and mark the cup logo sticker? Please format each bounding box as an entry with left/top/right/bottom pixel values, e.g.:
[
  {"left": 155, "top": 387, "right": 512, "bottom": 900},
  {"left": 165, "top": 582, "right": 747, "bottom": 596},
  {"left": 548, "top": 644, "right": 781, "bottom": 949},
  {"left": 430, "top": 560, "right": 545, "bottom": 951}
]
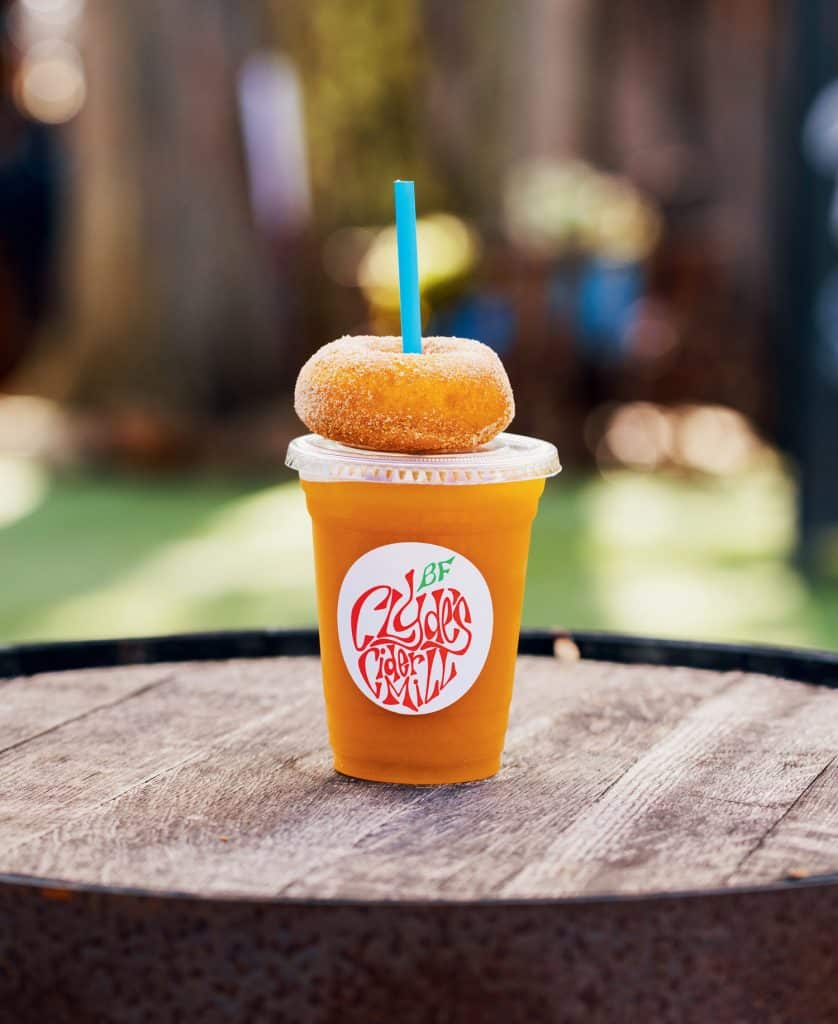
[{"left": 337, "top": 542, "right": 493, "bottom": 715}]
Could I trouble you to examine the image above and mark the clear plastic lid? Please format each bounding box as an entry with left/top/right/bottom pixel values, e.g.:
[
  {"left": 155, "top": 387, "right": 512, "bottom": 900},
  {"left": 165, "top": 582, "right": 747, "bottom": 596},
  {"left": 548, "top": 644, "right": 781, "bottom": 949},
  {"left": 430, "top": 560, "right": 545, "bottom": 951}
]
[{"left": 286, "top": 433, "right": 561, "bottom": 485}]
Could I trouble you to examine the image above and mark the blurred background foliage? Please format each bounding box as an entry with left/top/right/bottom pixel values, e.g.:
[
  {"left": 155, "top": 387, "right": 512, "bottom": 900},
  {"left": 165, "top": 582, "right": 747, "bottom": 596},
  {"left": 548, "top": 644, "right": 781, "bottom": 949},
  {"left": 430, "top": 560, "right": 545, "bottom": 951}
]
[
  {"left": 275, "top": 0, "right": 450, "bottom": 226},
  {"left": 1, "top": 0, "right": 838, "bottom": 648}
]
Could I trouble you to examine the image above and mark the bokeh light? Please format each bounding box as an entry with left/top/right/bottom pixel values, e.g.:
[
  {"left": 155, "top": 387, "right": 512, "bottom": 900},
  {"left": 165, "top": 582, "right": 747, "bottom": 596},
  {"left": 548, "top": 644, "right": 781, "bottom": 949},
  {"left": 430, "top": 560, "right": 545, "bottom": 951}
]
[
  {"left": 21, "top": 0, "right": 83, "bottom": 18},
  {"left": 0, "top": 457, "right": 47, "bottom": 529},
  {"left": 600, "top": 402, "right": 673, "bottom": 471},
  {"left": 675, "top": 405, "right": 760, "bottom": 476},
  {"left": 14, "top": 39, "right": 86, "bottom": 124},
  {"left": 503, "top": 159, "right": 661, "bottom": 261},
  {"left": 358, "top": 213, "right": 479, "bottom": 315},
  {"left": 0, "top": 397, "right": 68, "bottom": 459},
  {"left": 589, "top": 401, "right": 769, "bottom": 478},
  {"left": 622, "top": 299, "right": 680, "bottom": 364}
]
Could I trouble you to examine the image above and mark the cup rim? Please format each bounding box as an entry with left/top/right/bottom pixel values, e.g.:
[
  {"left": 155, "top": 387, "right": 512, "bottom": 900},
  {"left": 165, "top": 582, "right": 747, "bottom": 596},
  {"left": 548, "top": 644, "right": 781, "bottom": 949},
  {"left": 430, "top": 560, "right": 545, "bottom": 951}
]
[{"left": 285, "top": 433, "right": 561, "bottom": 485}]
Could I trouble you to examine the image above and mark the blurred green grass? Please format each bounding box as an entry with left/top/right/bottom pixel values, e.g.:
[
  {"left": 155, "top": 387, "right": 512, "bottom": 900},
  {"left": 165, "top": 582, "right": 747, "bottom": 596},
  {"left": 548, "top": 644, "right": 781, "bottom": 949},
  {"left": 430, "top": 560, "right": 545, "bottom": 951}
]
[{"left": 1, "top": 456, "right": 836, "bottom": 649}]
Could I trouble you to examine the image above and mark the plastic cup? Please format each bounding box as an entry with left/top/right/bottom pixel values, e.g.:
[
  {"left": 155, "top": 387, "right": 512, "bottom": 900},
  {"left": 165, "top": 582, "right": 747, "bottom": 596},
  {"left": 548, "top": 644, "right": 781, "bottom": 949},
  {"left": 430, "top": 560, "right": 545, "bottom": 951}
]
[{"left": 286, "top": 433, "right": 560, "bottom": 784}]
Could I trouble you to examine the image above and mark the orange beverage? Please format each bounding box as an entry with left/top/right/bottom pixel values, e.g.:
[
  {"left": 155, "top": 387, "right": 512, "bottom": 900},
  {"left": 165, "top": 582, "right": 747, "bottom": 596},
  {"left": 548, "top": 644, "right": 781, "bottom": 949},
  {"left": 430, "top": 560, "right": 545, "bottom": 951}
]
[{"left": 287, "top": 434, "right": 559, "bottom": 784}]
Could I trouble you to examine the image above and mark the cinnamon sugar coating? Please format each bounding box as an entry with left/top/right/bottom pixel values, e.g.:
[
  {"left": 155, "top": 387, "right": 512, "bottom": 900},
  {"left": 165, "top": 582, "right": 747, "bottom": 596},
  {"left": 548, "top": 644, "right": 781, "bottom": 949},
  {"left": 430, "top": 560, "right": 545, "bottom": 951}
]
[{"left": 294, "top": 336, "right": 515, "bottom": 453}]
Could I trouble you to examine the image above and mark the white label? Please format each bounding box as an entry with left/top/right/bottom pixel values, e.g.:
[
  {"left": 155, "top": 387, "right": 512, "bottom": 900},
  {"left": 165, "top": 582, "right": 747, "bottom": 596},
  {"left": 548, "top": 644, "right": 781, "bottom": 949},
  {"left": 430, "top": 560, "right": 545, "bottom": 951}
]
[{"left": 337, "top": 542, "right": 493, "bottom": 716}]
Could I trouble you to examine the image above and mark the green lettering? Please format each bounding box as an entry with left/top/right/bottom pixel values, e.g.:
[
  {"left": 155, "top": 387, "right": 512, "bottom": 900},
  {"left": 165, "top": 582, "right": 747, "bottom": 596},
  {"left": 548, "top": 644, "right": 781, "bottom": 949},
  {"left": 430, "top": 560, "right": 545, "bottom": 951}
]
[
  {"left": 418, "top": 561, "right": 437, "bottom": 591},
  {"left": 418, "top": 556, "right": 456, "bottom": 590},
  {"left": 437, "top": 556, "right": 455, "bottom": 582}
]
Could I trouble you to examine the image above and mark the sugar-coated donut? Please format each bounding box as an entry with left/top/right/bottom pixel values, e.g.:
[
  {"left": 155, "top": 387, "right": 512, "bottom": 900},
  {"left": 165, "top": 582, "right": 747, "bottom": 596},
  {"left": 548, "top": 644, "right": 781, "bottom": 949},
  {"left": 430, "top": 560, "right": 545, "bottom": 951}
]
[{"left": 294, "top": 336, "right": 514, "bottom": 453}]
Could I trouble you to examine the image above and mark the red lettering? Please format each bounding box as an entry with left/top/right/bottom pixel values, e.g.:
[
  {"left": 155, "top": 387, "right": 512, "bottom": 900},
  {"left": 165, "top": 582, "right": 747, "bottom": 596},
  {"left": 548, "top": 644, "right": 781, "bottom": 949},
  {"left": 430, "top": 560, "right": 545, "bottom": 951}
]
[
  {"left": 351, "top": 585, "right": 396, "bottom": 651},
  {"left": 349, "top": 573, "right": 476, "bottom": 712}
]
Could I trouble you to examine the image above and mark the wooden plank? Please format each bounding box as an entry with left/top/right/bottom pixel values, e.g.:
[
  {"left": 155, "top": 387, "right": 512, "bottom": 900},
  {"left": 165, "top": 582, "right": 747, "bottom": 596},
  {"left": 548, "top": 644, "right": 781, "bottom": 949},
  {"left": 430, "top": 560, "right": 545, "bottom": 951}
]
[
  {"left": 0, "top": 665, "right": 173, "bottom": 754},
  {"left": 727, "top": 755, "right": 838, "bottom": 885},
  {"left": 3, "top": 672, "right": 427, "bottom": 893},
  {"left": 0, "top": 658, "right": 323, "bottom": 856},
  {"left": 279, "top": 660, "right": 737, "bottom": 900},
  {"left": 3, "top": 659, "right": 735, "bottom": 898},
  {"left": 501, "top": 673, "right": 838, "bottom": 898}
]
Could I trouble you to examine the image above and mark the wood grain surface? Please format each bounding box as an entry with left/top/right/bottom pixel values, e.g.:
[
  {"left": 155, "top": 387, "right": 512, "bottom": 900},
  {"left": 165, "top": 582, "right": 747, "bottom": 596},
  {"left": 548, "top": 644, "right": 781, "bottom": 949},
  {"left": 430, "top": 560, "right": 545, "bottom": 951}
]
[{"left": 1, "top": 656, "right": 837, "bottom": 899}]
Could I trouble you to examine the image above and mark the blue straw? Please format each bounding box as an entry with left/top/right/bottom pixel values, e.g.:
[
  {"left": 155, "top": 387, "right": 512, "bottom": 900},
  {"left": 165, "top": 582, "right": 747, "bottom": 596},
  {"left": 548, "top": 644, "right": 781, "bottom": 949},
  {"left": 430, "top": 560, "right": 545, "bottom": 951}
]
[{"left": 394, "top": 180, "right": 423, "bottom": 354}]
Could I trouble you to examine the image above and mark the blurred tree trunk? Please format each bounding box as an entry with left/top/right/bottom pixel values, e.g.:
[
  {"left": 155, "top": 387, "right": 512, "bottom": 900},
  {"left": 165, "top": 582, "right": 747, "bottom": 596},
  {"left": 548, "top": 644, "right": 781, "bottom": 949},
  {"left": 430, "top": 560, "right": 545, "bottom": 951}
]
[
  {"left": 505, "top": 0, "right": 592, "bottom": 164},
  {"left": 418, "top": 0, "right": 508, "bottom": 221},
  {"left": 64, "top": 0, "right": 283, "bottom": 421},
  {"left": 420, "top": 0, "right": 593, "bottom": 229}
]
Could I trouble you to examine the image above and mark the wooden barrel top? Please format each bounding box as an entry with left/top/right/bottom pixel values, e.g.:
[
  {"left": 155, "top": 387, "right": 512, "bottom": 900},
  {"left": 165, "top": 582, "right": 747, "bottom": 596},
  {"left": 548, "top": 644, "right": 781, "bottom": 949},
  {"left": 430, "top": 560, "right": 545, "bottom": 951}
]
[
  {"left": 2, "top": 639, "right": 837, "bottom": 899},
  {"left": 2, "top": 630, "right": 838, "bottom": 1023}
]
